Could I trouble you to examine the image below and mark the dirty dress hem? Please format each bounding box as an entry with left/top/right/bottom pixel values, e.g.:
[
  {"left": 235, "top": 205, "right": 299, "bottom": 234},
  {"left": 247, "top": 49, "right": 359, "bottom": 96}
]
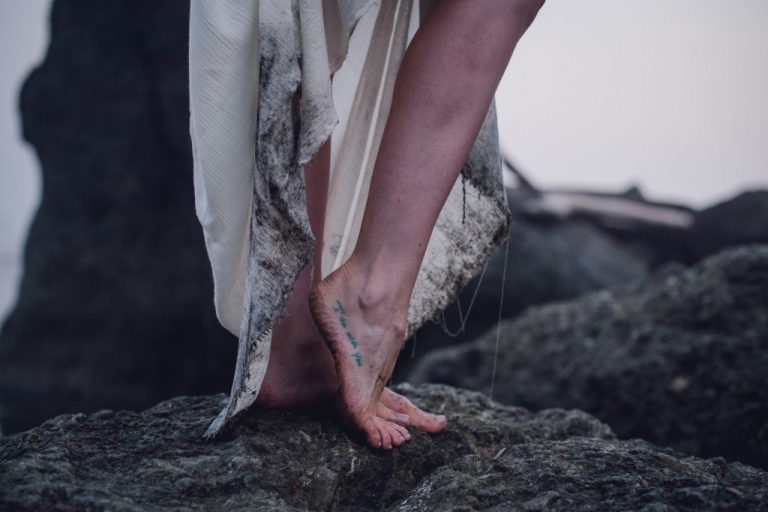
[{"left": 189, "top": 0, "right": 510, "bottom": 438}]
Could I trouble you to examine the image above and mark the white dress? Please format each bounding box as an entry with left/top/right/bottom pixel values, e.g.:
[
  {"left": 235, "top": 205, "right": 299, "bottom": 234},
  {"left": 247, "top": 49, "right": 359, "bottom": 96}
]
[{"left": 189, "top": 0, "right": 509, "bottom": 437}]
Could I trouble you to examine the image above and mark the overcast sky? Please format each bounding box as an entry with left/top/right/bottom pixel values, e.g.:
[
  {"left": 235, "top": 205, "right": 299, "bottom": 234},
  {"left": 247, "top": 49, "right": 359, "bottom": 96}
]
[
  {"left": 1, "top": 0, "right": 767, "bottom": 323},
  {"left": 496, "top": 0, "right": 768, "bottom": 206}
]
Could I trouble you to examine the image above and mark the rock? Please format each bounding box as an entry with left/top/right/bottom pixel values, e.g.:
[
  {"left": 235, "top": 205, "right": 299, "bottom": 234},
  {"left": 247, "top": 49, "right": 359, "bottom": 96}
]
[
  {"left": 1, "top": 385, "right": 766, "bottom": 511},
  {"left": 689, "top": 190, "right": 768, "bottom": 261},
  {"left": 395, "top": 218, "right": 648, "bottom": 381},
  {"left": 410, "top": 246, "right": 768, "bottom": 470},
  {"left": 506, "top": 181, "right": 696, "bottom": 268},
  {"left": 0, "top": 0, "right": 236, "bottom": 434}
]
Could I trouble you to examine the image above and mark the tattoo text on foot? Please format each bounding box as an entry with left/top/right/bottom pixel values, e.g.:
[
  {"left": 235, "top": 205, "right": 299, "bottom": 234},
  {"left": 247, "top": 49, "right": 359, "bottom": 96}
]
[{"left": 333, "top": 300, "right": 363, "bottom": 367}]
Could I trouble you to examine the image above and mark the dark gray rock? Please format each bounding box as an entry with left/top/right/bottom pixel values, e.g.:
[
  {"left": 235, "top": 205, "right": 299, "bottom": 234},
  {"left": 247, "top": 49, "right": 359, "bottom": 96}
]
[
  {"left": 410, "top": 246, "right": 768, "bottom": 470},
  {"left": 505, "top": 182, "right": 696, "bottom": 268},
  {"left": 689, "top": 190, "right": 768, "bottom": 261},
  {"left": 395, "top": 218, "right": 649, "bottom": 381},
  {"left": 2, "top": 385, "right": 766, "bottom": 511},
  {"left": 0, "top": 0, "right": 236, "bottom": 434}
]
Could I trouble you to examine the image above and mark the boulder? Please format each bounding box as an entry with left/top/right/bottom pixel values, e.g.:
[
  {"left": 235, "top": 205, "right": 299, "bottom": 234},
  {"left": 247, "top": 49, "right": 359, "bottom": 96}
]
[
  {"left": 395, "top": 218, "right": 649, "bottom": 381},
  {"left": 0, "top": 0, "right": 236, "bottom": 434},
  {"left": 689, "top": 190, "right": 768, "bottom": 261},
  {"left": 410, "top": 246, "right": 768, "bottom": 470},
  {"left": 1, "top": 385, "right": 766, "bottom": 511}
]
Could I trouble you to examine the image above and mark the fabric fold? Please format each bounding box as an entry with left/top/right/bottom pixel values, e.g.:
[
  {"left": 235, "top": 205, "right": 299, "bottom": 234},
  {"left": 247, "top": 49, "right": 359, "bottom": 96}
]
[{"left": 189, "top": 0, "right": 510, "bottom": 438}]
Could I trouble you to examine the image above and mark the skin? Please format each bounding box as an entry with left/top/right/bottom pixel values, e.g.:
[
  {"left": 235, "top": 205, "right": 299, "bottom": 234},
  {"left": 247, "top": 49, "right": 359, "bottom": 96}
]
[
  {"left": 268, "top": 0, "right": 545, "bottom": 449},
  {"left": 257, "top": 136, "right": 445, "bottom": 438}
]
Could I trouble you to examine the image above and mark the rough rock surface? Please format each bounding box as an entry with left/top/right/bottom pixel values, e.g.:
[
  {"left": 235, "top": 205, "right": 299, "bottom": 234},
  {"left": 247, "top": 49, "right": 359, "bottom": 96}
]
[
  {"left": 410, "top": 246, "right": 768, "bottom": 470},
  {"left": 0, "top": 0, "right": 236, "bottom": 433},
  {"left": 1, "top": 385, "right": 767, "bottom": 511}
]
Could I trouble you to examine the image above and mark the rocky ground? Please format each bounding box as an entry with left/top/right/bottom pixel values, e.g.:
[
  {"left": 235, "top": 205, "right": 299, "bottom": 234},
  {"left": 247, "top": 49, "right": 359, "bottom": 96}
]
[
  {"left": 2, "top": 385, "right": 767, "bottom": 511},
  {"left": 410, "top": 246, "right": 768, "bottom": 471}
]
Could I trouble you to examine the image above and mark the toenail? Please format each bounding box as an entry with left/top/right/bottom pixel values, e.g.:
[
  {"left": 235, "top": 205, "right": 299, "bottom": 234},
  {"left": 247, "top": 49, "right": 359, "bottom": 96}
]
[{"left": 437, "top": 415, "right": 447, "bottom": 424}]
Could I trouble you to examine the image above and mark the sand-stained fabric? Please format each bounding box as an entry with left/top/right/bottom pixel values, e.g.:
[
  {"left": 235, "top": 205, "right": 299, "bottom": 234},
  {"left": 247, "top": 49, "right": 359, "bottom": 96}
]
[{"left": 189, "top": 0, "right": 510, "bottom": 437}]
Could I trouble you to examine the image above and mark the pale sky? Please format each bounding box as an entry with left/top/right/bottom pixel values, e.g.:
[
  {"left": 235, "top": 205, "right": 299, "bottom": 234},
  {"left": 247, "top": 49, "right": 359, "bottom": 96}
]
[
  {"left": 496, "top": 0, "right": 768, "bottom": 205},
  {"left": 1, "top": 0, "right": 767, "bottom": 323}
]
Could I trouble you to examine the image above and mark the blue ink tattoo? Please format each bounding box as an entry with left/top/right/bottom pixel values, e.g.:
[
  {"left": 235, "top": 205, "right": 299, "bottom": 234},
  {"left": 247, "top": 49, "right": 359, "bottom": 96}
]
[{"left": 332, "top": 300, "right": 363, "bottom": 366}]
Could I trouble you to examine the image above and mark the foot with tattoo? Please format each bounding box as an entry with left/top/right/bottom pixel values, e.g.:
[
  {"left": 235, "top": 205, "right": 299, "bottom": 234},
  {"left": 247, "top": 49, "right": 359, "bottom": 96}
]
[
  {"left": 259, "top": 263, "right": 447, "bottom": 446},
  {"left": 309, "top": 258, "right": 447, "bottom": 449}
]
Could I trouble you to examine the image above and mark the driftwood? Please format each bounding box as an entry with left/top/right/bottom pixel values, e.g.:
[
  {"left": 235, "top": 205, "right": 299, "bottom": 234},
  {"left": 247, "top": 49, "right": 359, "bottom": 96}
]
[{"left": 503, "top": 157, "right": 695, "bottom": 231}]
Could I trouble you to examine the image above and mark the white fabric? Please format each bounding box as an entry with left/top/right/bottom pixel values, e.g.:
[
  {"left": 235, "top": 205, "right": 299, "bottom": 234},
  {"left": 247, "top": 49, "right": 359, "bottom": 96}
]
[
  {"left": 189, "top": 1, "right": 260, "bottom": 334},
  {"left": 189, "top": 0, "right": 510, "bottom": 437}
]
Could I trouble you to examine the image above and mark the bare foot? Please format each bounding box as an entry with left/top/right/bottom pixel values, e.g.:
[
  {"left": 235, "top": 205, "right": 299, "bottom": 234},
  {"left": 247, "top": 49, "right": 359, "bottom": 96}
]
[
  {"left": 257, "top": 265, "right": 337, "bottom": 409},
  {"left": 310, "top": 260, "right": 426, "bottom": 449},
  {"left": 380, "top": 388, "right": 447, "bottom": 434},
  {"left": 261, "top": 263, "right": 447, "bottom": 443}
]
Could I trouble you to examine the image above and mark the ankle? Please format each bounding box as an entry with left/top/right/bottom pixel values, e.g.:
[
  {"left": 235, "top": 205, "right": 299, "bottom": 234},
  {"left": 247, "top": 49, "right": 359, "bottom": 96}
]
[
  {"left": 357, "top": 276, "right": 406, "bottom": 315},
  {"left": 340, "top": 256, "right": 410, "bottom": 337}
]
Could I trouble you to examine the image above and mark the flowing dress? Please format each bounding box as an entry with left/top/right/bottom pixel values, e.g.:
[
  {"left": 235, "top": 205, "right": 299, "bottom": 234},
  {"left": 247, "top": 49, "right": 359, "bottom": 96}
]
[{"left": 189, "top": 0, "right": 510, "bottom": 438}]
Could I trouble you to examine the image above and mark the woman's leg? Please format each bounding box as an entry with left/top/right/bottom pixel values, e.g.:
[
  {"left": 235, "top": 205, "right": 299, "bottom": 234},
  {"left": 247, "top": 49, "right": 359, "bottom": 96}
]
[
  {"left": 310, "top": 0, "right": 545, "bottom": 449},
  {"left": 257, "top": 140, "right": 337, "bottom": 408},
  {"left": 258, "top": 138, "right": 451, "bottom": 432}
]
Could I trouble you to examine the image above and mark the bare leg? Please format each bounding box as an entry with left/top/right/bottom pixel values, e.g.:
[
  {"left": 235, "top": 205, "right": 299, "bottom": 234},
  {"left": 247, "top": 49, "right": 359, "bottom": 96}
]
[
  {"left": 258, "top": 137, "right": 448, "bottom": 433},
  {"left": 310, "top": 0, "right": 544, "bottom": 448},
  {"left": 257, "top": 141, "right": 337, "bottom": 407}
]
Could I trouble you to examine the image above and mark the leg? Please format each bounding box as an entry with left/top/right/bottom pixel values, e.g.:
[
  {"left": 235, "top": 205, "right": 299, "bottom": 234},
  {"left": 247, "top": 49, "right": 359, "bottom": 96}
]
[
  {"left": 257, "top": 140, "right": 337, "bottom": 408},
  {"left": 310, "top": 0, "right": 544, "bottom": 448},
  {"left": 258, "top": 136, "right": 446, "bottom": 433}
]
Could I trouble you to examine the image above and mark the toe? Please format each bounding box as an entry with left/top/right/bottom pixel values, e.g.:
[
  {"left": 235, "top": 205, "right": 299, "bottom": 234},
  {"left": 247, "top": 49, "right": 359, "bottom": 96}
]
[
  {"left": 383, "top": 422, "right": 405, "bottom": 447},
  {"left": 364, "top": 419, "right": 383, "bottom": 449},
  {"left": 413, "top": 411, "right": 447, "bottom": 433},
  {"left": 392, "top": 423, "right": 411, "bottom": 442},
  {"left": 377, "top": 422, "right": 393, "bottom": 450},
  {"left": 381, "top": 390, "right": 448, "bottom": 433},
  {"left": 376, "top": 403, "right": 410, "bottom": 426}
]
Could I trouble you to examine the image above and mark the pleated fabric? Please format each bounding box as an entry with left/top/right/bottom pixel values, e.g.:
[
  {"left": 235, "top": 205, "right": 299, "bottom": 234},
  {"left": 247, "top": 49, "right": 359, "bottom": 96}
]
[{"left": 189, "top": 0, "right": 510, "bottom": 438}]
